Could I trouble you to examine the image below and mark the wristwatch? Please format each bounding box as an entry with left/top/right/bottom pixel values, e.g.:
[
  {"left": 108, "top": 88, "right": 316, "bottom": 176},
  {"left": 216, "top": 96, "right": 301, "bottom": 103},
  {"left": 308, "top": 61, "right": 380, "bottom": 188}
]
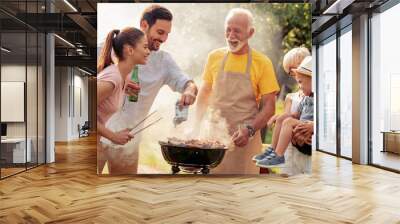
[{"left": 245, "top": 125, "right": 256, "bottom": 137}]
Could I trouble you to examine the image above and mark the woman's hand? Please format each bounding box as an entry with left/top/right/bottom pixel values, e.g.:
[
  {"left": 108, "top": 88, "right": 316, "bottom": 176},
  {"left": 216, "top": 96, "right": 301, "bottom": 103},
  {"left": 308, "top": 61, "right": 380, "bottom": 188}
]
[
  {"left": 125, "top": 80, "right": 140, "bottom": 97},
  {"left": 111, "top": 128, "right": 134, "bottom": 145}
]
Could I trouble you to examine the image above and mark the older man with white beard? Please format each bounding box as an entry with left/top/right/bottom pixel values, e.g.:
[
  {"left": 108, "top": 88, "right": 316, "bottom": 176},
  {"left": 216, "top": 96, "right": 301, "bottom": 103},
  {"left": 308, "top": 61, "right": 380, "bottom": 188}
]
[{"left": 195, "top": 8, "right": 280, "bottom": 174}]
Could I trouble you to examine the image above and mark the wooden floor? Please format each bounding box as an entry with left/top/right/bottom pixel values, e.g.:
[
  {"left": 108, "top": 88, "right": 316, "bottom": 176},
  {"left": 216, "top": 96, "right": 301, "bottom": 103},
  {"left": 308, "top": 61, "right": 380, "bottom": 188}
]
[
  {"left": 1, "top": 135, "right": 400, "bottom": 223},
  {"left": 1, "top": 167, "right": 26, "bottom": 178},
  {"left": 1, "top": 163, "right": 45, "bottom": 178},
  {"left": 372, "top": 151, "right": 400, "bottom": 171}
]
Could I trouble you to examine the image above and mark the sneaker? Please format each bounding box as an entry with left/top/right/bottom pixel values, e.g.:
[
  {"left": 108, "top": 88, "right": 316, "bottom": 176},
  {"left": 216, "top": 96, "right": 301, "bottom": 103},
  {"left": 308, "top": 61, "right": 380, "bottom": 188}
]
[
  {"left": 252, "top": 147, "right": 274, "bottom": 162},
  {"left": 256, "top": 154, "right": 285, "bottom": 168},
  {"left": 263, "top": 151, "right": 277, "bottom": 159}
]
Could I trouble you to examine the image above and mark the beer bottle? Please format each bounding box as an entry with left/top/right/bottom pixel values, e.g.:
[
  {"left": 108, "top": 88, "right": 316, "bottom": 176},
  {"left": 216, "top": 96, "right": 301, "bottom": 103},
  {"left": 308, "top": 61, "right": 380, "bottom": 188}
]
[{"left": 128, "top": 66, "right": 139, "bottom": 102}]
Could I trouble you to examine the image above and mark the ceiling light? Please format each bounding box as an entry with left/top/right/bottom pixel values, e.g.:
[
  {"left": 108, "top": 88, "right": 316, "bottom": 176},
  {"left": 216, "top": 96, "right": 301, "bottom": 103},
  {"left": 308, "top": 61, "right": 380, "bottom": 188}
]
[
  {"left": 63, "top": 0, "right": 78, "bottom": 12},
  {"left": 76, "top": 48, "right": 86, "bottom": 55},
  {"left": 54, "top": 34, "right": 75, "bottom": 48},
  {"left": 1, "top": 47, "right": 11, "bottom": 53},
  {"left": 323, "top": 0, "right": 355, "bottom": 15}
]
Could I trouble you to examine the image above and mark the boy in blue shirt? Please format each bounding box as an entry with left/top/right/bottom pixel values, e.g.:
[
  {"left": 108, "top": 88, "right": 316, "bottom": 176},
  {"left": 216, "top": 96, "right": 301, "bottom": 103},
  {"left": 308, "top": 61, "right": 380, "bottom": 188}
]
[{"left": 256, "top": 56, "right": 313, "bottom": 167}]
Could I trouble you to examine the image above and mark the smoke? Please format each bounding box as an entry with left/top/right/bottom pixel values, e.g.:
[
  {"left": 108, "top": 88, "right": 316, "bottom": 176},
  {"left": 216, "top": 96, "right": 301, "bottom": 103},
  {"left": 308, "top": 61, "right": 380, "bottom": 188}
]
[
  {"left": 197, "top": 109, "right": 233, "bottom": 148},
  {"left": 168, "top": 108, "right": 232, "bottom": 148}
]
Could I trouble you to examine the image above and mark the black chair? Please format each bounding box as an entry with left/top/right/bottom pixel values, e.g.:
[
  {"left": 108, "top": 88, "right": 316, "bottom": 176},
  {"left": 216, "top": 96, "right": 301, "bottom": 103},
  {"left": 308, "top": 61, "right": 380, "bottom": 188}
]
[{"left": 79, "top": 121, "right": 90, "bottom": 138}]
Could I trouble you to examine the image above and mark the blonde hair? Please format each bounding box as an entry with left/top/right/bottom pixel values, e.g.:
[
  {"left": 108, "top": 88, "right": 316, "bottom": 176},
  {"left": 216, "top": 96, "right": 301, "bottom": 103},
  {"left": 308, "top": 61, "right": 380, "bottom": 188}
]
[{"left": 282, "top": 47, "right": 310, "bottom": 74}]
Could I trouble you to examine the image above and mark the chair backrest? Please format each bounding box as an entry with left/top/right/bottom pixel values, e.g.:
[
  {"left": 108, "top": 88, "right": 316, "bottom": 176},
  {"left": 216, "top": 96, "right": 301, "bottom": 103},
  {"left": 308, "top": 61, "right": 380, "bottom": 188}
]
[{"left": 82, "top": 121, "right": 90, "bottom": 129}]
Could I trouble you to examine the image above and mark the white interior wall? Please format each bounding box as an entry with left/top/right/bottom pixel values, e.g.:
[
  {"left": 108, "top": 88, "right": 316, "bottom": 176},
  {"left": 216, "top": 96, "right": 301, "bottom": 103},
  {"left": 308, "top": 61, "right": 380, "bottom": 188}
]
[
  {"left": 54, "top": 67, "right": 89, "bottom": 141},
  {"left": 54, "top": 66, "right": 69, "bottom": 141},
  {"left": 73, "top": 73, "right": 89, "bottom": 136}
]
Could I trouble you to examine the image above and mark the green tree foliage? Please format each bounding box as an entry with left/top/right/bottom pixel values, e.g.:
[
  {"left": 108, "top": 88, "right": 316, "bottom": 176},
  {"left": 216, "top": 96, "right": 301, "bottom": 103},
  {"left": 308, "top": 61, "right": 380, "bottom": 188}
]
[
  {"left": 248, "top": 3, "right": 311, "bottom": 55},
  {"left": 268, "top": 3, "right": 312, "bottom": 52},
  {"left": 245, "top": 3, "right": 312, "bottom": 96}
]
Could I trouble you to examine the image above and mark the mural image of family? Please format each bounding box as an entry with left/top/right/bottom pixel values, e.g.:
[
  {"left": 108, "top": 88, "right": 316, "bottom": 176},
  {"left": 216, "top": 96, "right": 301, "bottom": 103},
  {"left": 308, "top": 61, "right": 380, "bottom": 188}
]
[{"left": 96, "top": 4, "right": 313, "bottom": 175}]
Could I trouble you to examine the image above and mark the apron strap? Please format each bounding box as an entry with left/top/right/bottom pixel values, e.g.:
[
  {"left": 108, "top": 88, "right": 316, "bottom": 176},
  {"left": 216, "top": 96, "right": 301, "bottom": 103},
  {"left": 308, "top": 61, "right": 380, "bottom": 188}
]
[
  {"left": 218, "top": 48, "right": 230, "bottom": 75},
  {"left": 245, "top": 48, "right": 252, "bottom": 78}
]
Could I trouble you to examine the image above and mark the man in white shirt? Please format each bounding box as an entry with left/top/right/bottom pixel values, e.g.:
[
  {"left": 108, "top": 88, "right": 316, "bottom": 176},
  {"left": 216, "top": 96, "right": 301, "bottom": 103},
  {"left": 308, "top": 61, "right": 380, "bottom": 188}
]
[{"left": 102, "top": 5, "right": 198, "bottom": 174}]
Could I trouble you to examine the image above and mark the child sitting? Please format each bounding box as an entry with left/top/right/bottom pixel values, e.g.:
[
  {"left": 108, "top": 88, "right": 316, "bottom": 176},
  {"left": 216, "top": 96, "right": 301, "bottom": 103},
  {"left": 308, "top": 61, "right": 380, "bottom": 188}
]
[
  {"left": 256, "top": 56, "right": 313, "bottom": 167},
  {"left": 253, "top": 47, "right": 310, "bottom": 162}
]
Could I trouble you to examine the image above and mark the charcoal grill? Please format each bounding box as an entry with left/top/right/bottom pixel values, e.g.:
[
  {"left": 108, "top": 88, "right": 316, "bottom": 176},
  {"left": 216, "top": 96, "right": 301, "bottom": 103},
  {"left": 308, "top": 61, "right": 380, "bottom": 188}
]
[{"left": 159, "top": 141, "right": 227, "bottom": 174}]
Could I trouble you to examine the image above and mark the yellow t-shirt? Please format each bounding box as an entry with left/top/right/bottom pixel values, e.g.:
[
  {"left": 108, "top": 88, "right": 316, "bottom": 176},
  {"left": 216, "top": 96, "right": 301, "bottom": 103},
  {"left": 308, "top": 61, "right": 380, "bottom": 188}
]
[{"left": 202, "top": 48, "right": 280, "bottom": 102}]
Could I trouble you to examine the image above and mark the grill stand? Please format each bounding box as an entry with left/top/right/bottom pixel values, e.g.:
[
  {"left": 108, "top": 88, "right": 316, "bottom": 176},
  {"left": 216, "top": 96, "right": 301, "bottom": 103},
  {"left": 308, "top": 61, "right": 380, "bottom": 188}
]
[{"left": 171, "top": 165, "right": 210, "bottom": 175}]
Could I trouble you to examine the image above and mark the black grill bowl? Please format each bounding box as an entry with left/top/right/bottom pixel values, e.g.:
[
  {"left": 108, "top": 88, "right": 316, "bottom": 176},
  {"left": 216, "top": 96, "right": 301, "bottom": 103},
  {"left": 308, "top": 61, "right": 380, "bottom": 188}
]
[{"left": 159, "top": 141, "right": 227, "bottom": 174}]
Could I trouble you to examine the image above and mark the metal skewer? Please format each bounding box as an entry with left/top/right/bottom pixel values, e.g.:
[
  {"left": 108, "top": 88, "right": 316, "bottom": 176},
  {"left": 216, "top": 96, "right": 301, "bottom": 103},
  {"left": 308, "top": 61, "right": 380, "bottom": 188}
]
[
  {"left": 128, "top": 110, "right": 158, "bottom": 131},
  {"left": 105, "top": 111, "right": 161, "bottom": 147}
]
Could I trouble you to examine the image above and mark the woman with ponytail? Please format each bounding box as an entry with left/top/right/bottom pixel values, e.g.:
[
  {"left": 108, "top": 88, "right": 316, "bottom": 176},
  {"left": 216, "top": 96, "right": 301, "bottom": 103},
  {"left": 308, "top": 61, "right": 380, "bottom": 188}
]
[{"left": 97, "top": 27, "right": 149, "bottom": 146}]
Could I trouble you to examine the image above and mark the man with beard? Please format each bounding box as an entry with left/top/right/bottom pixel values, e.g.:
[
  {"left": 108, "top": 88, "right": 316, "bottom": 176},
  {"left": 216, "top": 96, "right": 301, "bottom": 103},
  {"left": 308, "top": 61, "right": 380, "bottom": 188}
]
[
  {"left": 101, "top": 5, "right": 198, "bottom": 174},
  {"left": 195, "top": 8, "right": 280, "bottom": 174}
]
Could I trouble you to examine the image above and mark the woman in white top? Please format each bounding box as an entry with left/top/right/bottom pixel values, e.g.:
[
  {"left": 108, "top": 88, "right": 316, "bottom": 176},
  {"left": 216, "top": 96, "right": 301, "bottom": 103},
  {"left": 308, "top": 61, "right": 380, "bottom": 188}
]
[{"left": 253, "top": 47, "right": 310, "bottom": 161}]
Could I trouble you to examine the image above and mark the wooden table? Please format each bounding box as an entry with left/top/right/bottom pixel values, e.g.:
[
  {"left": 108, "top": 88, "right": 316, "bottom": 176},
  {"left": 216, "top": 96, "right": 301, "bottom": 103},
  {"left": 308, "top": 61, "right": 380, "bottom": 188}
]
[
  {"left": 1, "top": 138, "right": 32, "bottom": 165},
  {"left": 381, "top": 131, "right": 400, "bottom": 154}
]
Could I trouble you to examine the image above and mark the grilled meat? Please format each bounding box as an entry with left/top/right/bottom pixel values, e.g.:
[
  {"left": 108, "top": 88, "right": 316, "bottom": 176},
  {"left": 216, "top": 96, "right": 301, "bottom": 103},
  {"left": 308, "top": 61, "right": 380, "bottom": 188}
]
[{"left": 167, "top": 137, "right": 227, "bottom": 149}]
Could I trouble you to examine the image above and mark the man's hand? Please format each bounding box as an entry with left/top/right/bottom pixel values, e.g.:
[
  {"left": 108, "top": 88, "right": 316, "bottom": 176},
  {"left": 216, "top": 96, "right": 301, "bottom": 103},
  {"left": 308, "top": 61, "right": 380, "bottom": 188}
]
[
  {"left": 180, "top": 81, "right": 198, "bottom": 107},
  {"left": 304, "top": 136, "right": 312, "bottom": 145},
  {"left": 293, "top": 122, "right": 313, "bottom": 136},
  {"left": 267, "top": 114, "right": 277, "bottom": 128},
  {"left": 292, "top": 131, "right": 306, "bottom": 146},
  {"left": 292, "top": 122, "right": 313, "bottom": 146},
  {"left": 232, "top": 128, "right": 250, "bottom": 147},
  {"left": 125, "top": 80, "right": 140, "bottom": 97}
]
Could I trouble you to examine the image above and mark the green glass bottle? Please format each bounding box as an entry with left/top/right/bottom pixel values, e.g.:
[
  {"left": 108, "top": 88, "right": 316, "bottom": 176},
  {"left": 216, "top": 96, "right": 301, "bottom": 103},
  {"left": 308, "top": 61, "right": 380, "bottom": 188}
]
[{"left": 128, "top": 66, "right": 139, "bottom": 102}]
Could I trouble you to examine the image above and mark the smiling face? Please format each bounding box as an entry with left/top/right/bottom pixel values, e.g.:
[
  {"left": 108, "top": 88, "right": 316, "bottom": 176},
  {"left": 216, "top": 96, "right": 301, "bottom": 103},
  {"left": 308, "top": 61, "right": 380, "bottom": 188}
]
[
  {"left": 124, "top": 36, "right": 150, "bottom": 65},
  {"left": 132, "top": 36, "right": 150, "bottom": 64},
  {"left": 295, "top": 72, "right": 312, "bottom": 96},
  {"left": 225, "top": 13, "right": 254, "bottom": 53},
  {"left": 141, "top": 19, "right": 172, "bottom": 51}
]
